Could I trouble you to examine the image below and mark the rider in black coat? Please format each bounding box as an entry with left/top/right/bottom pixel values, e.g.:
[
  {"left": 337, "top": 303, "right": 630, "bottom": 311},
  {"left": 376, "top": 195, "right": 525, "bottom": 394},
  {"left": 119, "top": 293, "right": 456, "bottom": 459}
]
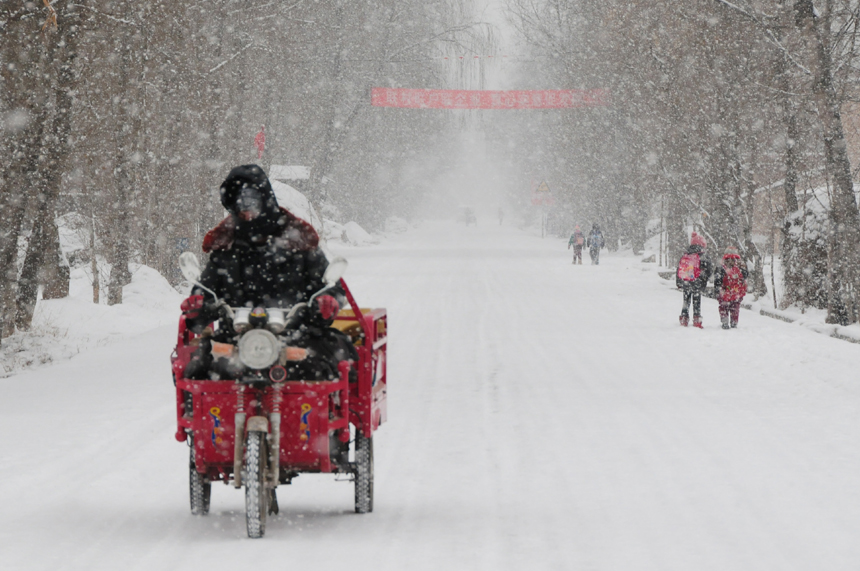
[
  {"left": 197, "top": 164, "right": 333, "bottom": 309},
  {"left": 182, "top": 165, "right": 354, "bottom": 380}
]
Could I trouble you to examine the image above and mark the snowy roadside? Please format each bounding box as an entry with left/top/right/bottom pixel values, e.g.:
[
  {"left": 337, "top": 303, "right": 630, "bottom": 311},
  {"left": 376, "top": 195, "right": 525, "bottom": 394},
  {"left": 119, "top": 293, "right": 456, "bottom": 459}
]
[
  {"left": 1, "top": 216, "right": 398, "bottom": 378},
  {"left": 637, "top": 220, "right": 860, "bottom": 343},
  {"left": 649, "top": 264, "right": 860, "bottom": 344},
  {"left": 0, "top": 264, "right": 182, "bottom": 378}
]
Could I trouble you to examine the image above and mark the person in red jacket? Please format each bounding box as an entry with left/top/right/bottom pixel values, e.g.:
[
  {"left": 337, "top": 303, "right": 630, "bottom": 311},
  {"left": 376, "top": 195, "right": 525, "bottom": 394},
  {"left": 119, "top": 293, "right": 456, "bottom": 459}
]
[{"left": 713, "top": 246, "right": 748, "bottom": 329}]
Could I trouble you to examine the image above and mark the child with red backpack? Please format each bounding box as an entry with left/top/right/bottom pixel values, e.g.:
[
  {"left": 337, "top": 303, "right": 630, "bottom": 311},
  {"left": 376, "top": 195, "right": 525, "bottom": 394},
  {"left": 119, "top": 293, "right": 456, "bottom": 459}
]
[
  {"left": 567, "top": 225, "right": 585, "bottom": 264},
  {"left": 713, "top": 246, "right": 748, "bottom": 329},
  {"left": 675, "top": 232, "right": 713, "bottom": 328}
]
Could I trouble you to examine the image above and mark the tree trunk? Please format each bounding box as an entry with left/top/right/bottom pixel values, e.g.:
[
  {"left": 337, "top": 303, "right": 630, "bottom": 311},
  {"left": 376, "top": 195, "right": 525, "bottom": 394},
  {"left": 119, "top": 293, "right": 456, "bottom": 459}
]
[
  {"left": 15, "top": 204, "right": 50, "bottom": 329},
  {"left": 734, "top": 129, "right": 767, "bottom": 297},
  {"left": 13, "top": 7, "right": 78, "bottom": 329},
  {"left": 106, "top": 31, "right": 139, "bottom": 305},
  {"left": 797, "top": 0, "right": 860, "bottom": 324},
  {"left": 0, "top": 2, "right": 51, "bottom": 338},
  {"left": 40, "top": 211, "right": 70, "bottom": 300},
  {"left": 0, "top": 105, "right": 49, "bottom": 337},
  {"left": 91, "top": 215, "right": 100, "bottom": 304},
  {"left": 666, "top": 192, "right": 687, "bottom": 267},
  {"left": 307, "top": 0, "right": 346, "bottom": 210},
  {"left": 778, "top": 41, "right": 803, "bottom": 307}
]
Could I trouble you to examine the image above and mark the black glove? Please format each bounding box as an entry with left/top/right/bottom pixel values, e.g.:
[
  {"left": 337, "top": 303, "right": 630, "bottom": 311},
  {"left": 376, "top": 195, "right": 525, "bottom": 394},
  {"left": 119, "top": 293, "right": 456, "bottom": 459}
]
[{"left": 182, "top": 295, "right": 224, "bottom": 332}]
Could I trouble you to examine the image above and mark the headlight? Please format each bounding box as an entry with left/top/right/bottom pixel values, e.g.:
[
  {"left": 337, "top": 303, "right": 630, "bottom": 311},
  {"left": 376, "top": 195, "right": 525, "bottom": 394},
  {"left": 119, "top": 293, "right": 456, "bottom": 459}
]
[
  {"left": 233, "top": 308, "right": 251, "bottom": 333},
  {"left": 266, "top": 308, "right": 285, "bottom": 334},
  {"left": 237, "top": 329, "right": 280, "bottom": 369}
]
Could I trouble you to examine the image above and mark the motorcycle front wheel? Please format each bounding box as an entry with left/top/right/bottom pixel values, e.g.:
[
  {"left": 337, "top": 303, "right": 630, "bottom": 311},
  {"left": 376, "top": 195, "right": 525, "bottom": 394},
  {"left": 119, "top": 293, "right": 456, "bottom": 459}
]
[
  {"left": 189, "top": 442, "right": 211, "bottom": 515},
  {"left": 244, "top": 431, "right": 268, "bottom": 538},
  {"left": 354, "top": 432, "right": 373, "bottom": 514}
]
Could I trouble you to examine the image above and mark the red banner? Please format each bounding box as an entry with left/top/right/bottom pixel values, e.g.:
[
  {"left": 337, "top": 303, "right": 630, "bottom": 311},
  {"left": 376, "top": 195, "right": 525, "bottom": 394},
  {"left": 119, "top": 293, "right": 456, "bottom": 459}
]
[{"left": 371, "top": 88, "right": 609, "bottom": 109}]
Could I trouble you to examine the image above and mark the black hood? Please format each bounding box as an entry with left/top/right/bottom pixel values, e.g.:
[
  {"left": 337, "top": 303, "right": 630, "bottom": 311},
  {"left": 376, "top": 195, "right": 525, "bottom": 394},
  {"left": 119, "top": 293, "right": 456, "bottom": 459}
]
[{"left": 219, "top": 164, "right": 284, "bottom": 243}]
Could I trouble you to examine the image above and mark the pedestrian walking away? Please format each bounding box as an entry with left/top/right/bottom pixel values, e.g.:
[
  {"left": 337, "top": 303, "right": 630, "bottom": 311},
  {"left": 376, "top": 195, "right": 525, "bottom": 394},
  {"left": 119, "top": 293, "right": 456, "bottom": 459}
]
[
  {"left": 586, "top": 223, "right": 605, "bottom": 265},
  {"left": 568, "top": 225, "right": 585, "bottom": 264},
  {"left": 676, "top": 232, "right": 713, "bottom": 328},
  {"left": 714, "top": 246, "right": 748, "bottom": 329}
]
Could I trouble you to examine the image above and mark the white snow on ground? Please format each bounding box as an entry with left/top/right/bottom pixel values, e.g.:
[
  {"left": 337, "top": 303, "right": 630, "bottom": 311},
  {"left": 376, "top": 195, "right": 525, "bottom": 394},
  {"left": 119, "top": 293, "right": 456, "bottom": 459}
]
[
  {"left": 0, "top": 263, "right": 181, "bottom": 377},
  {"left": 384, "top": 216, "right": 409, "bottom": 234},
  {"left": 3, "top": 221, "right": 860, "bottom": 569},
  {"left": 342, "top": 220, "right": 378, "bottom": 246}
]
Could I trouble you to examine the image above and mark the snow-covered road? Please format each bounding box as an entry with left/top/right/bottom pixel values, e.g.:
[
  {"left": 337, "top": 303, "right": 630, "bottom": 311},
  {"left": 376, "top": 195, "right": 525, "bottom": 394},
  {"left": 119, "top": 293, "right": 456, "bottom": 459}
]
[{"left": 3, "top": 221, "right": 860, "bottom": 570}]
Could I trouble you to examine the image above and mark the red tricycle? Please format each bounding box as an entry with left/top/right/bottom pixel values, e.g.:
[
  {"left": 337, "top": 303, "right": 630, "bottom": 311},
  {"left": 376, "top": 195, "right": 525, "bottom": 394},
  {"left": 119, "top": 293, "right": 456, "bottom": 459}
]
[{"left": 171, "top": 254, "right": 387, "bottom": 538}]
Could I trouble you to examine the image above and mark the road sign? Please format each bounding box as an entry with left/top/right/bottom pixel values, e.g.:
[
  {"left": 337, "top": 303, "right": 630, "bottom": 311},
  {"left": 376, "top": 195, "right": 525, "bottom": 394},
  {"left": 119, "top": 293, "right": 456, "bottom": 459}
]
[{"left": 531, "top": 181, "right": 555, "bottom": 206}]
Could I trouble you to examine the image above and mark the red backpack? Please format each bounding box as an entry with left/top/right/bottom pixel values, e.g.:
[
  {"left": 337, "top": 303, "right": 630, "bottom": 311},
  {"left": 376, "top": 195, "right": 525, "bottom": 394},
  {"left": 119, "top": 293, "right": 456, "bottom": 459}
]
[
  {"left": 720, "top": 266, "right": 747, "bottom": 301},
  {"left": 677, "top": 253, "right": 701, "bottom": 282}
]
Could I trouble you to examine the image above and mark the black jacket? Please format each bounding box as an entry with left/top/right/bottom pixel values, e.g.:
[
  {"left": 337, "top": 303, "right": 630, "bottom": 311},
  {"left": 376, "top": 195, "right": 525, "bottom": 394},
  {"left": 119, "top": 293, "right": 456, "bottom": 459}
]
[
  {"left": 184, "top": 165, "right": 353, "bottom": 380},
  {"left": 675, "top": 245, "right": 713, "bottom": 291},
  {"left": 194, "top": 165, "right": 339, "bottom": 310},
  {"left": 586, "top": 229, "right": 604, "bottom": 249},
  {"left": 198, "top": 226, "right": 330, "bottom": 309}
]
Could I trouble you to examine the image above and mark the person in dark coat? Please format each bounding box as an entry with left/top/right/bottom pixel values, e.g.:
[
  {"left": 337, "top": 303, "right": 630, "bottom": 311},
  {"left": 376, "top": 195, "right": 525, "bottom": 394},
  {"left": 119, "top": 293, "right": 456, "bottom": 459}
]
[
  {"left": 180, "top": 164, "right": 355, "bottom": 380},
  {"left": 675, "top": 232, "right": 713, "bottom": 328},
  {"left": 713, "top": 246, "right": 748, "bottom": 329},
  {"left": 195, "top": 164, "right": 332, "bottom": 309},
  {"left": 586, "top": 223, "right": 605, "bottom": 265}
]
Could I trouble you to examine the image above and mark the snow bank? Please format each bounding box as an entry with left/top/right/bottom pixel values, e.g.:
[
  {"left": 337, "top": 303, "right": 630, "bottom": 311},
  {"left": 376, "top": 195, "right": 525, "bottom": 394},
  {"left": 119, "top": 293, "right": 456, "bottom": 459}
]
[
  {"left": 321, "top": 219, "right": 347, "bottom": 243},
  {"left": 384, "top": 216, "right": 409, "bottom": 233},
  {"left": 271, "top": 180, "right": 382, "bottom": 247},
  {"left": 342, "top": 221, "right": 378, "bottom": 246},
  {"left": 0, "top": 263, "right": 181, "bottom": 377}
]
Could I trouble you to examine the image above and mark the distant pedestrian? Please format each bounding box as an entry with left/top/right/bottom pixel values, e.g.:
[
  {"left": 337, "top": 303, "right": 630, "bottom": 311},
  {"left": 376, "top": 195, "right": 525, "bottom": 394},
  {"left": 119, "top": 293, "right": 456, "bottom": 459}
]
[
  {"left": 714, "top": 246, "right": 748, "bottom": 329},
  {"left": 568, "top": 225, "right": 585, "bottom": 264},
  {"left": 498, "top": 207, "right": 504, "bottom": 226},
  {"left": 586, "top": 223, "right": 604, "bottom": 265},
  {"left": 676, "top": 232, "right": 713, "bottom": 328}
]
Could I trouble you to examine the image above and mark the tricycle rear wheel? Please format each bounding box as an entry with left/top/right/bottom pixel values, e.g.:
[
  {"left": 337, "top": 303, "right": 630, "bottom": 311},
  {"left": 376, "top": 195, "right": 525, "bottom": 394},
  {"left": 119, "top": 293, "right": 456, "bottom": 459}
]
[
  {"left": 244, "top": 431, "right": 268, "bottom": 538},
  {"left": 354, "top": 433, "right": 373, "bottom": 513},
  {"left": 189, "top": 444, "right": 211, "bottom": 515}
]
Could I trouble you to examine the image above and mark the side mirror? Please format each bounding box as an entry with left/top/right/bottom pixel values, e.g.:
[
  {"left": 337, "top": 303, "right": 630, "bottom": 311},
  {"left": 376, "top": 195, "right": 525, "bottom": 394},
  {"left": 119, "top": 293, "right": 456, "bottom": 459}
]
[
  {"left": 178, "top": 251, "right": 224, "bottom": 307},
  {"left": 179, "top": 252, "right": 202, "bottom": 283},
  {"left": 323, "top": 256, "right": 348, "bottom": 285},
  {"left": 308, "top": 257, "right": 348, "bottom": 306}
]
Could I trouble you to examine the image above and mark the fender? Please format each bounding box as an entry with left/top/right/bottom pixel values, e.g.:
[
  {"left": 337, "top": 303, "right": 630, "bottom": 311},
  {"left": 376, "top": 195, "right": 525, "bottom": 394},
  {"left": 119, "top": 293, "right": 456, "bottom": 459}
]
[
  {"left": 246, "top": 416, "right": 269, "bottom": 432},
  {"left": 268, "top": 413, "right": 281, "bottom": 488},
  {"left": 233, "top": 412, "right": 246, "bottom": 488}
]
